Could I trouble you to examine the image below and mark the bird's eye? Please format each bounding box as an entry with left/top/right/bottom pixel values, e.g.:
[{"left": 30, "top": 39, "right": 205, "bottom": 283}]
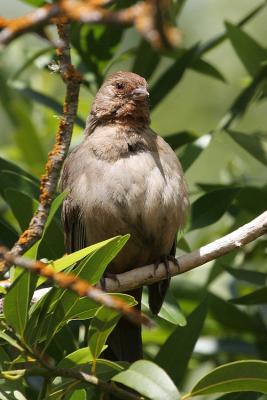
[{"left": 115, "top": 82, "right": 125, "bottom": 90}]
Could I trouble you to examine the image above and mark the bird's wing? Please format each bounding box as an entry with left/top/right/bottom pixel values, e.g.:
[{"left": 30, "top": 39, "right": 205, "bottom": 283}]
[
  {"left": 60, "top": 148, "right": 88, "bottom": 253},
  {"left": 61, "top": 198, "right": 87, "bottom": 253}
]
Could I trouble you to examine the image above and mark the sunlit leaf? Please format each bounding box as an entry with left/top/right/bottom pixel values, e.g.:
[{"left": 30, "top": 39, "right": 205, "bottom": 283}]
[
  {"left": 57, "top": 347, "right": 94, "bottom": 368},
  {"left": 112, "top": 360, "right": 181, "bottom": 400},
  {"left": 187, "top": 360, "right": 267, "bottom": 397},
  {"left": 225, "top": 22, "right": 267, "bottom": 77}
]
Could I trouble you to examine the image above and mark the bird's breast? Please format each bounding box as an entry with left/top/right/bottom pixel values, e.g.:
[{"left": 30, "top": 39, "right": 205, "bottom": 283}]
[{"left": 75, "top": 149, "right": 185, "bottom": 253}]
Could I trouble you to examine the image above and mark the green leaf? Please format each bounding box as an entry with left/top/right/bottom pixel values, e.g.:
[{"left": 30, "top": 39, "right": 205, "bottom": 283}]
[
  {"left": 88, "top": 294, "right": 136, "bottom": 359},
  {"left": 234, "top": 185, "right": 267, "bottom": 215},
  {"left": 191, "top": 58, "right": 226, "bottom": 82},
  {"left": 142, "top": 291, "right": 186, "bottom": 326},
  {"left": 209, "top": 294, "right": 257, "bottom": 333},
  {"left": 132, "top": 40, "right": 160, "bottom": 80},
  {"left": 225, "top": 266, "right": 266, "bottom": 286},
  {"left": 10, "top": 102, "right": 46, "bottom": 175},
  {"left": 19, "top": 0, "right": 46, "bottom": 6},
  {"left": 164, "top": 131, "right": 198, "bottom": 150},
  {"left": 74, "top": 234, "right": 130, "bottom": 285},
  {"left": 61, "top": 297, "right": 100, "bottom": 321},
  {"left": 51, "top": 360, "right": 124, "bottom": 399},
  {"left": 225, "top": 22, "right": 267, "bottom": 77},
  {"left": 190, "top": 188, "right": 239, "bottom": 230},
  {"left": 37, "top": 234, "right": 129, "bottom": 286},
  {"left": 10, "top": 47, "right": 54, "bottom": 81},
  {"left": 219, "top": 66, "right": 267, "bottom": 129},
  {"left": 0, "top": 170, "right": 39, "bottom": 201},
  {"left": 112, "top": 360, "right": 181, "bottom": 400},
  {"left": 17, "top": 87, "right": 85, "bottom": 129},
  {"left": 4, "top": 271, "right": 37, "bottom": 337},
  {"left": 4, "top": 189, "right": 38, "bottom": 232},
  {"left": 0, "top": 156, "right": 38, "bottom": 183},
  {"left": 187, "top": 360, "right": 267, "bottom": 397},
  {"left": 31, "top": 235, "right": 130, "bottom": 344},
  {"left": 180, "top": 141, "right": 204, "bottom": 171},
  {"left": 57, "top": 348, "right": 94, "bottom": 368},
  {"left": 92, "top": 359, "right": 125, "bottom": 381},
  {"left": 155, "top": 299, "right": 207, "bottom": 386},
  {"left": 150, "top": 46, "right": 198, "bottom": 109},
  {"left": 66, "top": 390, "right": 86, "bottom": 400},
  {"left": 227, "top": 130, "right": 267, "bottom": 167},
  {"left": 0, "top": 331, "right": 24, "bottom": 351},
  {"left": 0, "top": 217, "right": 18, "bottom": 247},
  {"left": 42, "top": 237, "right": 124, "bottom": 276},
  {"left": 199, "top": 2, "right": 267, "bottom": 55},
  {"left": 71, "top": 24, "right": 124, "bottom": 87},
  {"left": 231, "top": 287, "right": 267, "bottom": 305},
  {"left": 33, "top": 294, "right": 99, "bottom": 345},
  {"left": 215, "top": 393, "right": 261, "bottom": 400},
  {"left": 37, "top": 192, "right": 66, "bottom": 260}
]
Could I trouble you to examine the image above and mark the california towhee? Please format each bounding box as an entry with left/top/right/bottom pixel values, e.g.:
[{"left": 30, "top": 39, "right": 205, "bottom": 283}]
[{"left": 60, "top": 71, "right": 189, "bottom": 362}]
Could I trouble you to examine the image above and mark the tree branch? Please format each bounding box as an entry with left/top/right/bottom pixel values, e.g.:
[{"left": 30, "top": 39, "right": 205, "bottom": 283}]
[
  {"left": 1, "top": 367, "right": 142, "bottom": 400},
  {"left": 0, "top": 0, "right": 181, "bottom": 49},
  {"left": 99, "top": 211, "right": 267, "bottom": 292},
  {"left": 0, "top": 24, "right": 82, "bottom": 269},
  {"left": 0, "top": 246, "right": 151, "bottom": 327},
  {"left": 1, "top": 212, "right": 266, "bottom": 308}
]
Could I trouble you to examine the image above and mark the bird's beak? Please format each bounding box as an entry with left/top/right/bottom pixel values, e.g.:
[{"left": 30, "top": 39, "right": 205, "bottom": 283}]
[{"left": 132, "top": 87, "right": 149, "bottom": 100}]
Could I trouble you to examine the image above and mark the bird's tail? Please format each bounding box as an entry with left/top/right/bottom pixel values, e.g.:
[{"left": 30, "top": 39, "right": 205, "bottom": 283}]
[{"left": 103, "top": 288, "right": 143, "bottom": 363}]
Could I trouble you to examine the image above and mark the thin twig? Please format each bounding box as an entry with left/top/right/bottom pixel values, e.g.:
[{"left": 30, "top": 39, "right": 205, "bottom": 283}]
[
  {"left": 0, "top": 0, "right": 181, "bottom": 48},
  {"left": 1, "top": 24, "right": 82, "bottom": 266},
  {"left": 0, "top": 367, "right": 142, "bottom": 400},
  {"left": 0, "top": 327, "right": 141, "bottom": 400},
  {"left": 0, "top": 246, "right": 151, "bottom": 327},
  {"left": 0, "top": 5, "right": 60, "bottom": 45}
]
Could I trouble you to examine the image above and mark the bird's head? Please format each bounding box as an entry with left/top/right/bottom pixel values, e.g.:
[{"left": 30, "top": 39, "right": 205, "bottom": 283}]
[{"left": 86, "top": 71, "right": 150, "bottom": 134}]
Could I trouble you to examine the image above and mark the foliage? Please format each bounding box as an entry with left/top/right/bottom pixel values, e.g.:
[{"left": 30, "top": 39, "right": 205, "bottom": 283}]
[{"left": 1, "top": 0, "right": 267, "bottom": 399}]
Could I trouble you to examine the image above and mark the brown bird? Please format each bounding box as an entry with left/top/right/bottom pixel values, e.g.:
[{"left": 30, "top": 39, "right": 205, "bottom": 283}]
[{"left": 60, "top": 71, "right": 189, "bottom": 362}]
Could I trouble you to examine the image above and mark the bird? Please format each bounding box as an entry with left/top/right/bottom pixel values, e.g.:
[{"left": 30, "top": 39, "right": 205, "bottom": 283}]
[{"left": 60, "top": 71, "right": 189, "bottom": 363}]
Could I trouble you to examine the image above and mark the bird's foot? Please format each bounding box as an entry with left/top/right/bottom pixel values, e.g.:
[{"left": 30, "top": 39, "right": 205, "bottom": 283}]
[
  {"left": 154, "top": 255, "right": 180, "bottom": 279},
  {"left": 100, "top": 272, "right": 120, "bottom": 291}
]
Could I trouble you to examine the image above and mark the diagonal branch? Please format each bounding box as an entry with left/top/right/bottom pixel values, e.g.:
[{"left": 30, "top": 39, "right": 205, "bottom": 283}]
[
  {"left": 0, "top": 246, "right": 151, "bottom": 327},
  {"left": 99, "top": 211, "right": 267, "bottom": 292},
  {"left": 2, "top": 24, "right": 82, "bottom": 265},
  {"left": 0, "top": 0, "right": 181, "bottom": 48},
  {"left": 1, "top": 212, "right": 266, "bottom": 307}
]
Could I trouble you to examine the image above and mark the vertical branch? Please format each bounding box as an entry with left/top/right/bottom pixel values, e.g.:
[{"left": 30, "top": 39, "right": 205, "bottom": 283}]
[{"left": 2, "top": 24, "right": 82, "bottom": 267}]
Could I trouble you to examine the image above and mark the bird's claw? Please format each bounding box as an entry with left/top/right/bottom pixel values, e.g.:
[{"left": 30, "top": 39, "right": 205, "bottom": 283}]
[
  {"left": 100, "top": 272, "right": 120, "bottom": 291},
  {"left": 154, "top": 255, "right": 180, "bottom": 279}
]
